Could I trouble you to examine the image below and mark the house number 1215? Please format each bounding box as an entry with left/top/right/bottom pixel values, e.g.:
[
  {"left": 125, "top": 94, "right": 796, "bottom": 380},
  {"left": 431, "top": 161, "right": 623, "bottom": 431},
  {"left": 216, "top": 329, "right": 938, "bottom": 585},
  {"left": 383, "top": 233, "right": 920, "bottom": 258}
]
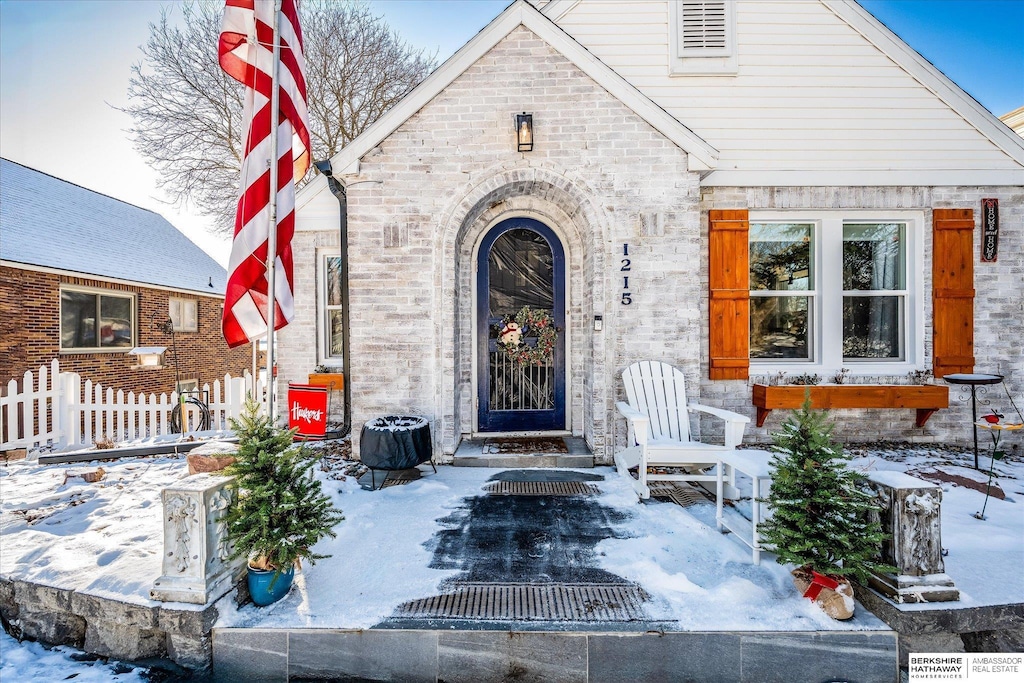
[{"left": 621, "top": 243, "right": 632, "bottom": 305}]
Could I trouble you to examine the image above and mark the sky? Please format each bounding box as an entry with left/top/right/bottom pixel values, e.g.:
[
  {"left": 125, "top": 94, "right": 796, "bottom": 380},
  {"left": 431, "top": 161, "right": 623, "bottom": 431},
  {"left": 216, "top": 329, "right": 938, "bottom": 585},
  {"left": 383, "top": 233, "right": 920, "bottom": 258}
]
[{"left": 1, "top": 0, "right": 1022, "bottom": 267}]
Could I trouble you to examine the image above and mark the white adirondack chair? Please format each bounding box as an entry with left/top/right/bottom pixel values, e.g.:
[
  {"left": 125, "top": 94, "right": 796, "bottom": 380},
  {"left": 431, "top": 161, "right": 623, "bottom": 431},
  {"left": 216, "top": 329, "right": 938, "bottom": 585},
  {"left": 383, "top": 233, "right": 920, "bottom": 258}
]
[{"left": 615, "top": 361, "right": 750, "bottom": 500}]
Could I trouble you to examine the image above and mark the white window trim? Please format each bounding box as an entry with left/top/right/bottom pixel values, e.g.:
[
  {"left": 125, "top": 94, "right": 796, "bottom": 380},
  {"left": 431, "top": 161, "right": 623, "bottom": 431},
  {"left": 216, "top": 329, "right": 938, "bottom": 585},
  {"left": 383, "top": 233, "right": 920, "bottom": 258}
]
[
  {"left": 169, "top": 297, "right": 198, "bottom": 332},
  {"left": 317, "top": 251, "right": 344, "bottom": 367},
  {"left": 669, "top": 0, "right": 738, "bottom": 76},
  {"left": 748, "top": 210, "right": 925, "bottom": 377},
  {"left": 59, "top": 284, "right": 137, "bottom": 354}
]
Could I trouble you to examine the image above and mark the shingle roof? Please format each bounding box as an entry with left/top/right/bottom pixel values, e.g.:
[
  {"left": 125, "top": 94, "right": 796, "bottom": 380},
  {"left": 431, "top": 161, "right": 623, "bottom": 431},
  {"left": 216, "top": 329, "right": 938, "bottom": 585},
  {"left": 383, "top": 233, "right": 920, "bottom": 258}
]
[{"left": 0, "top": 158, "right": 226, "bottom": 295}]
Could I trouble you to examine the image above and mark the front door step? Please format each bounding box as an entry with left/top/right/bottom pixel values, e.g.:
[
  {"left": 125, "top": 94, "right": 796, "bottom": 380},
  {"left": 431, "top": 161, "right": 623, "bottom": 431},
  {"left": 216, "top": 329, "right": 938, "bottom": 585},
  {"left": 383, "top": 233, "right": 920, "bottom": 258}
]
[{"left": 453, "top": 436, "right": 593, "bottom": 467}]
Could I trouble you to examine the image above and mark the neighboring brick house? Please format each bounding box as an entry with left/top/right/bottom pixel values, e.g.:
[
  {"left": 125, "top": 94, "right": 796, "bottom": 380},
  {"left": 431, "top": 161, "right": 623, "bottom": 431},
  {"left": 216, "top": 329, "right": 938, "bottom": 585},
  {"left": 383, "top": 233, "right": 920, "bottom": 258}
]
[
  {"left": 0, "top": 158, "right": 252, "bottom": 394},
  {"left": 282, "top": 0, "right": 1023, "bottom": 462}
]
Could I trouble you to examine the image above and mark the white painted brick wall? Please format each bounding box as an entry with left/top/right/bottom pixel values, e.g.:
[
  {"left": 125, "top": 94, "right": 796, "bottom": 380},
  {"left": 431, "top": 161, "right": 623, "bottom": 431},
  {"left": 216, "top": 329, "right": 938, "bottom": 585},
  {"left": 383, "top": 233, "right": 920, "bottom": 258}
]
[
  {"left": 284, "top": 27, "right": 699, "bottom": 462},
  {"left": 282, "top": 26, "right": 1023, "bottom": 462}
]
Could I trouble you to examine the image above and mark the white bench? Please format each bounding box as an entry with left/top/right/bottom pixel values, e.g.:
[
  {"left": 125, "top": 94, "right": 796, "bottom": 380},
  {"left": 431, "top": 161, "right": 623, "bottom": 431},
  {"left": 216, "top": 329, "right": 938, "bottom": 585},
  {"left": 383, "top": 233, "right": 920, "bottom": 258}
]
[{"left": 716, "top": 449, "right": 774, "bottom": 564}]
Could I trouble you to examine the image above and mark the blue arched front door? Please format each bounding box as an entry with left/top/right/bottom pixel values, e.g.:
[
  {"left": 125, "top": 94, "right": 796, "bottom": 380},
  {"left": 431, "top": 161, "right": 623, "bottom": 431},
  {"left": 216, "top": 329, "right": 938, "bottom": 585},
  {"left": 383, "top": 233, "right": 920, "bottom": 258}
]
[{"left": 477, "top": 218, "right": 566, "bottom": 432}]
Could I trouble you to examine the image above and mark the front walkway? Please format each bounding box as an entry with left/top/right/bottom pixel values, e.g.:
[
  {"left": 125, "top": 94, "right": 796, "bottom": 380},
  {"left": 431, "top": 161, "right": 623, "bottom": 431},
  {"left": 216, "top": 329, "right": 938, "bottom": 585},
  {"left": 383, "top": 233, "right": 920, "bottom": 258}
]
[
  {"left": 210, "top": 465, "right": 896, "bottom": 680},
  {"left": 214, "top": 465, "right": 888, "bottom": 633}
]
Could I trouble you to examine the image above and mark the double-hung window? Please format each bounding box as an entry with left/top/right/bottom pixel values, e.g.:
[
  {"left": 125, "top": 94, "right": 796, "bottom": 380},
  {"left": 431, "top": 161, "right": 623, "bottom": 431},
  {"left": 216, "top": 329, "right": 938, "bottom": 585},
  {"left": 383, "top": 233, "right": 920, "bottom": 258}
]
[
  {"left": 749, "top": 212, "right": 922, "bottom": 374},
  {"left": 169, "top": 298, "right": 198, "bottom": 332},
  {"left": 749, "top": 222, "right": 813, "bottom": 360},
  {"left": 60, "top": 286, "right": 136, "bottom": 351},
  {"left": 320, "top": 254, "right": 344, "bottom": 364},
  {"left": 842, "top": 223, "right": 906, "bottom": 361}
]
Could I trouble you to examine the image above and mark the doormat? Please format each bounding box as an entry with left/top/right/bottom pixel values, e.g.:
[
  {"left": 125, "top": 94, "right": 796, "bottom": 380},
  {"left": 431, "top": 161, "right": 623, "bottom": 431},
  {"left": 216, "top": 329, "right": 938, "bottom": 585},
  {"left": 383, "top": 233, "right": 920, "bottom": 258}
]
[
  {"left": 482, "top": 437, "right": 568, "bottom": 454},
  {"left": 392, "top": 582, "right": 649, "bottom": 622},
  {"left": 483, "top": 480, "right": 599, "bottom": 496}
]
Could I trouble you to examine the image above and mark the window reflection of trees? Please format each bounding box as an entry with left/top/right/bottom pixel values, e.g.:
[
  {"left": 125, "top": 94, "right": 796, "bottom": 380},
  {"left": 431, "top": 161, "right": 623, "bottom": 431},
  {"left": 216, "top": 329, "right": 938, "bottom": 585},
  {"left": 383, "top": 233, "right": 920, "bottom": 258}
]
[
  {"left": 842, "top": 224, "right": 904, "bottom": 359},
  {"left": 749, "top": 224, "right": 812, "bottom": 360},
  {"left": 325, "top": 257, "right": 344, "bottom": 358},
  {"left": 488, "top": 229, "right": 553, "bottom": 315},
  {"left": 489, "top": 355, "right": 554, "bottom": 410}
]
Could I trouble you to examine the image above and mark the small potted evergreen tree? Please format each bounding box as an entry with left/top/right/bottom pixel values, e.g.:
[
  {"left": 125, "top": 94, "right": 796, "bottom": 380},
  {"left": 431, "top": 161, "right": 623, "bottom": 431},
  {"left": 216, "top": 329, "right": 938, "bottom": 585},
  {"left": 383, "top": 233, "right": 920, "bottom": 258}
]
[
  {"left": 758, "top": 399, "right": 892, "bottom": 619},
  {"left": 224, "top": 398, "right": 344, "bottom": 606}
]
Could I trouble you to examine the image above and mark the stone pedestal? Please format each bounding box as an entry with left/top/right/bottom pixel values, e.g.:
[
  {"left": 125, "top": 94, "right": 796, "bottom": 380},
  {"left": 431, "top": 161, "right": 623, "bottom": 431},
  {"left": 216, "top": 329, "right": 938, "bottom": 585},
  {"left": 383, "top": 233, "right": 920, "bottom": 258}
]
[
  {"left": 865, "top": 471, "right": 959, "bottom": 603},
  {"left": 151, "top": 474, "right": 243, "bottom": 605}
]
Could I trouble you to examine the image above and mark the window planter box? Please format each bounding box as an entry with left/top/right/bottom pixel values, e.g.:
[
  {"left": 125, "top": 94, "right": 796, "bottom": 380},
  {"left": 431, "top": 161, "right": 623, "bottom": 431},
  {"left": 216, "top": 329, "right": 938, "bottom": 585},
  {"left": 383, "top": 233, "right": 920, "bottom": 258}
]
[
  {"left": 751, "top": 384, "right": 949, "bottom": 428},
  {"left": 307, "top": 372, "right": 344, "bottom": 390}
]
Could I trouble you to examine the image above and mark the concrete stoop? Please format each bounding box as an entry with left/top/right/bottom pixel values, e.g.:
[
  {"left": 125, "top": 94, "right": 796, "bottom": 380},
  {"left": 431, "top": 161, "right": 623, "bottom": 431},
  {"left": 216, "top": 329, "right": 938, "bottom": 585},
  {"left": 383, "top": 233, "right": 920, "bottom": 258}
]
[{"left": 211, "top": 627, "right": 899, "bottom": 682}]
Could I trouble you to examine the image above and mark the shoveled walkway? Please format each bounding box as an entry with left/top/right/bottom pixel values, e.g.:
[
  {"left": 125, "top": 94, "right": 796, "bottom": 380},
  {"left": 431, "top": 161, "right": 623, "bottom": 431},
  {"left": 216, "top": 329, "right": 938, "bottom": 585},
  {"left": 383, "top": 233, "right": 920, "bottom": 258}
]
[
  {"left": 213, "top": 468, "right": 897, "bottom": 682},
  {"left": 383, "top": 469, "right": 655, "bottom": 629}
]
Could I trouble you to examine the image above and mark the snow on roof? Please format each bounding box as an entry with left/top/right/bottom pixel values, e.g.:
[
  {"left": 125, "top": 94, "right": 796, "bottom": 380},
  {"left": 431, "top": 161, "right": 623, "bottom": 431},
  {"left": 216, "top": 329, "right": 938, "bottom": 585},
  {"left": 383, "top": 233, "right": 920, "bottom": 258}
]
[{"left": 0, "top": 158, "right": 226, "bottom": 295}]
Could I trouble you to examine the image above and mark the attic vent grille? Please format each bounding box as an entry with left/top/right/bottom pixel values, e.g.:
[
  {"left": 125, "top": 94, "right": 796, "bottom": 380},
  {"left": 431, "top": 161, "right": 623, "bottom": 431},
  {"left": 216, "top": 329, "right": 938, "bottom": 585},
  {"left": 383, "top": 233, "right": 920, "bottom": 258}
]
[{"left": 681, "top": 1, "right": 727, "bottom": 50}]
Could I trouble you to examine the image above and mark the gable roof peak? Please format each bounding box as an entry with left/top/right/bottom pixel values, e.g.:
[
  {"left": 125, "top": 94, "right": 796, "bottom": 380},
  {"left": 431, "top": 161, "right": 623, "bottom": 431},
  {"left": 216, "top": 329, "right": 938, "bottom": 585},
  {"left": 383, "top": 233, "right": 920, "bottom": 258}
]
[{"left": 306, "top": 0, "right": 716, "bottom": 202}]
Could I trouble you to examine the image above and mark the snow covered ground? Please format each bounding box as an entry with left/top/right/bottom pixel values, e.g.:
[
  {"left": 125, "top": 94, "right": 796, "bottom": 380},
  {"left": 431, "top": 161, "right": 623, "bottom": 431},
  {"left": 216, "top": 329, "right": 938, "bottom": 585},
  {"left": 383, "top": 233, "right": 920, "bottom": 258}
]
[
  {"left": 3, "top": 439, "right": 1021, "bottom": 638},
  {"left": 0, "top": 455, "right": 189, "bottom": 605},
  {"left": 0, "top": 628, "right": 148, "bottom": 682},
  {"left": 846, "top": 443, "right": 1024, "bottom": 611},
  {"left": 214, "top": 464, "right": 883, "bottom": 632},
  {"left": 2, "top": 439, "right": 1022, "bottom": 677}
]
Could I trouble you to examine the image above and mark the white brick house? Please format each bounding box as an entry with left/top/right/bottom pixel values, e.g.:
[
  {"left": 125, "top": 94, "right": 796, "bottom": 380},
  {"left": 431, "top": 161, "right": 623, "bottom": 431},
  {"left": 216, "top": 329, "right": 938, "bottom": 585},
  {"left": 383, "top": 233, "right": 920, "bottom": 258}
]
[{"left": 279, "top": 0, "right": 1024, "bottom": 463}]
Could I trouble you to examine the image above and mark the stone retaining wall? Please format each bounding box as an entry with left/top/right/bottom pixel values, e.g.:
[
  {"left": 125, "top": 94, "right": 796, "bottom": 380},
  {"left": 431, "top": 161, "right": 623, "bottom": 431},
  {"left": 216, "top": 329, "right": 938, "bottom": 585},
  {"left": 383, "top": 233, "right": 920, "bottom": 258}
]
[
  {"left": 213, "top": 627, "right": 898, "bottom": 682},
  {"left": 0, "top": 577, "right": 220, "bottom": 671},
  {"left": 856, "top": 587, "right": 1024, "bottom": 668}
]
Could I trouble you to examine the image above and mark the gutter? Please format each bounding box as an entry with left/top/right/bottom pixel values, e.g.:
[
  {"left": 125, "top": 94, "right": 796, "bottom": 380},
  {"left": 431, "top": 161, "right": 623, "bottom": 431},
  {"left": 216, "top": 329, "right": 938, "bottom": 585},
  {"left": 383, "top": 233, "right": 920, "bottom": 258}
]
[{"left": 315, "top": 161, "right": 353, "bottom": 439}]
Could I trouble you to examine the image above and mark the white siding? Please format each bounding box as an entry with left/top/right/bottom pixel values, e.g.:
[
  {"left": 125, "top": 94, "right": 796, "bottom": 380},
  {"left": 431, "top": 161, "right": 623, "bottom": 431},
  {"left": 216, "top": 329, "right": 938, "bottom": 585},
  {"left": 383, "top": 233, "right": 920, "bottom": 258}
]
[{"left": 556, "top": 0, "right": 1021, "bottom": 177}]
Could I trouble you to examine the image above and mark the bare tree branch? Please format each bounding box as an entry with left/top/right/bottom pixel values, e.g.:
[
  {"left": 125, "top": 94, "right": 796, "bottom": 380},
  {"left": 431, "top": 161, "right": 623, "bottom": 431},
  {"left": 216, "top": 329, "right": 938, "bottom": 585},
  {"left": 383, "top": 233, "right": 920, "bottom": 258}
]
[{"left": 119, "top": 0, "right": 434, "bottom": 235}]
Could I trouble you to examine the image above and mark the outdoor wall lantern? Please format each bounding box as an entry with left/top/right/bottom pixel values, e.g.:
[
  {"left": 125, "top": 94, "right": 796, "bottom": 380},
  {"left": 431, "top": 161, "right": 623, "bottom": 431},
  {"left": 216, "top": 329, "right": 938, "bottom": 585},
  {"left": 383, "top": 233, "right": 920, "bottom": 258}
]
[
  {"left": 516, "top": 112, "right": 534, "bottom": 152},
  {"left": 128, "top": 346, "right": 167, "bottom": 370}
]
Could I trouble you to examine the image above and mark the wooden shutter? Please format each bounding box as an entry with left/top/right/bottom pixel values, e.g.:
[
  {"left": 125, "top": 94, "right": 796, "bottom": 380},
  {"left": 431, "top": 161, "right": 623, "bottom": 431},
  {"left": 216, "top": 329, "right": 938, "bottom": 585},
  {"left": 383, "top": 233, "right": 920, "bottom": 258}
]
[
  {"left": 932, "top": 208, "right": 975, "bottom": 378},
  {"left": 709, "top": 209, "right": 749, "bottom": 380}
]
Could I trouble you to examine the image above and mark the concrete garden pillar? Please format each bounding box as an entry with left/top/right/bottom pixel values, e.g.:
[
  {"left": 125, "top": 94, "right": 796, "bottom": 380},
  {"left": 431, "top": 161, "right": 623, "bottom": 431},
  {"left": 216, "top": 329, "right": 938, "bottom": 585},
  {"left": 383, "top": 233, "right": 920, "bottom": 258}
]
[
  {"left": 151, "top": 474, "right": 243, "bottom": 605},
  {"left": 864, "top": 471, "right": 959, "bottom": 603}
]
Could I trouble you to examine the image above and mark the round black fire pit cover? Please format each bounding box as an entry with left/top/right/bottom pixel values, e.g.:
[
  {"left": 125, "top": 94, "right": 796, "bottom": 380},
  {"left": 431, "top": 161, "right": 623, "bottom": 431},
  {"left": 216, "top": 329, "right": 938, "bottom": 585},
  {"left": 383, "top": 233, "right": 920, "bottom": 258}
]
[{"left": 360, "top": 415, "right": 432, "bottom": 470}]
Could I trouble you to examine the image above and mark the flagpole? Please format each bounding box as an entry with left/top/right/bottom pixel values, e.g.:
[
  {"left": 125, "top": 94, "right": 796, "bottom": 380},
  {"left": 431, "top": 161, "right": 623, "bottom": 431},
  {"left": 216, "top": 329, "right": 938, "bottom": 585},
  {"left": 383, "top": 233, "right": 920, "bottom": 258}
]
[{"left": 265, "top": 0, "right": 284, "bottom": 421}]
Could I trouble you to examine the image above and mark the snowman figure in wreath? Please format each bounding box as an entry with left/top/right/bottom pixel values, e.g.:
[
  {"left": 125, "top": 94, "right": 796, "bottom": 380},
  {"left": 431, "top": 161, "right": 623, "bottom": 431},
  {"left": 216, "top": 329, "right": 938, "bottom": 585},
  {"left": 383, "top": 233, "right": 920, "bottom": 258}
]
[
  {"left": 494, "top": 306, "right": 558, "bottom": 367},
  {"left": 498, "top": 320, "right": 522, "bottom": 348}
]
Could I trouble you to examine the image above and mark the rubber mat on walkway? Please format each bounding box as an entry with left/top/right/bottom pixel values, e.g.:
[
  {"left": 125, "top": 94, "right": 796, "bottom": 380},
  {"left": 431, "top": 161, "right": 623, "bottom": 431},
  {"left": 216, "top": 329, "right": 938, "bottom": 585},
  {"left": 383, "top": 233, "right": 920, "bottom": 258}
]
[
  {"left": 393, "top": 582, "right": 649, "bottom": 622},
  {"left": 482, "top": 480, "right": 600, "bottom": 496}
]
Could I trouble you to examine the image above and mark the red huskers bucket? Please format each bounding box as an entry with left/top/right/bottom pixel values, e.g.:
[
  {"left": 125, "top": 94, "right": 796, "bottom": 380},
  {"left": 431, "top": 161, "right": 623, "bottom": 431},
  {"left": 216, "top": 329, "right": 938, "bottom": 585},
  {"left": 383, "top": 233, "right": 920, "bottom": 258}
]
[{"left": 287, "top": 384, "right": 328, "bottom": 440}]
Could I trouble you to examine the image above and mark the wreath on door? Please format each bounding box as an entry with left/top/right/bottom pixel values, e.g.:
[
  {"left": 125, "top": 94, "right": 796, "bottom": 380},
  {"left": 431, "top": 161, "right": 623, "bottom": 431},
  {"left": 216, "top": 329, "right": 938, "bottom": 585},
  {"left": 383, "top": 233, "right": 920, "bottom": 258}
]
[{"left": 494, "top": 306, "right": 558, "bottom": 367}]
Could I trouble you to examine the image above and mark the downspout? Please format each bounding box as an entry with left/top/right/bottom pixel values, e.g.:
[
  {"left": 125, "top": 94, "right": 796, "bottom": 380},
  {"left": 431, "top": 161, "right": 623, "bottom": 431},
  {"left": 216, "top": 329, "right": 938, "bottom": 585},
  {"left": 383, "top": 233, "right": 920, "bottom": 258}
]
[{"left": 315, "top": 161, "right": 352, "bottom": 439}]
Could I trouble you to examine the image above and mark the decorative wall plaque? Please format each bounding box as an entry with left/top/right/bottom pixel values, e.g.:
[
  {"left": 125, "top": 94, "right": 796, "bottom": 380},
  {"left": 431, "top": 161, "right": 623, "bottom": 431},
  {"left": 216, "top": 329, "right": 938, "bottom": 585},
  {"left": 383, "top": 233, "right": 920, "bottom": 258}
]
[{"left": 981, "top": 198, "right": 999, "bottom": 262}]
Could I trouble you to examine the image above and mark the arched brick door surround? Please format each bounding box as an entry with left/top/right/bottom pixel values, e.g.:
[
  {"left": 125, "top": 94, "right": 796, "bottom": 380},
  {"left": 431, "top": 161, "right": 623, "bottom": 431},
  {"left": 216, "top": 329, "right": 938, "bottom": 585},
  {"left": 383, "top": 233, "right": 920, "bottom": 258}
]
[{"left": 434, "top": 165, "right": 610, "bottom": 457}]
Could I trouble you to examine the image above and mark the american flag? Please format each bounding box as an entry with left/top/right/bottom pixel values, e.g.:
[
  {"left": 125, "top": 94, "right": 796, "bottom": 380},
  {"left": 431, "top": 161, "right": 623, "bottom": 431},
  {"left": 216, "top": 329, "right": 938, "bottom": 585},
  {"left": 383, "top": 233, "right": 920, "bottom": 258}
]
[{"left": 218, "top": 0, "right": 310, "bottom": 348}]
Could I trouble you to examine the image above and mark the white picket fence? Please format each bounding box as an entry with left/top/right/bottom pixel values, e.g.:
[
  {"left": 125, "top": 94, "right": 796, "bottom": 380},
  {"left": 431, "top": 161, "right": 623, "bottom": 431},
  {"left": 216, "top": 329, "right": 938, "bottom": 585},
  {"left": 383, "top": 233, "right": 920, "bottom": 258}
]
[{"left": 0, "top": 360, "right": 267, "bottom": 452}]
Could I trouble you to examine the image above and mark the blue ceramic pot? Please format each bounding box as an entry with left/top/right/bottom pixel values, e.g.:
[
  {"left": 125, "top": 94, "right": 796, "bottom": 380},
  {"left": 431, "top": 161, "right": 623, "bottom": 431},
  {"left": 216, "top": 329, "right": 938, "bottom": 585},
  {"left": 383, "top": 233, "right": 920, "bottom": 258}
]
[{"left": 247, "top": 564, "right": 294, "bottom": 606}]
